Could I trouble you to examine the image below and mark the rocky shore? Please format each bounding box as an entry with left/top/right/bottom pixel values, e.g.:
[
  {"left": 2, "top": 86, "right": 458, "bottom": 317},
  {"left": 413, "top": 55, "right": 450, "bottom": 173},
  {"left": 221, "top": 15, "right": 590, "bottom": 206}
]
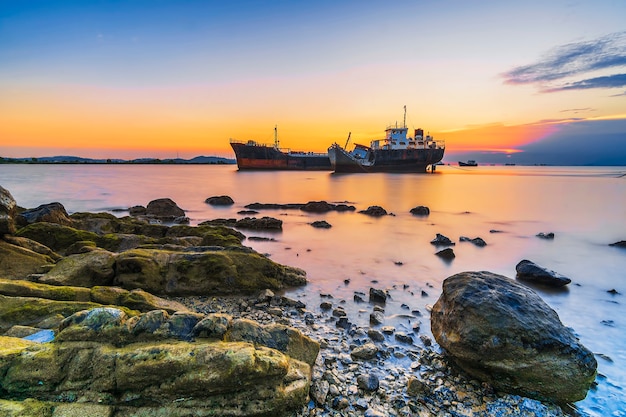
[{"left": 0, "top": 185, "right": 599, "bottom": 416}]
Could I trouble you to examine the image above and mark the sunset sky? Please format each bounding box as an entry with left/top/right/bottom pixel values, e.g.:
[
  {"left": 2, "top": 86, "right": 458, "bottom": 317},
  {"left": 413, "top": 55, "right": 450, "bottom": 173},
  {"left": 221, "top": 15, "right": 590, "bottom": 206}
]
[{"left": 1, "top": 0, "right": 625, "bottom": 163}]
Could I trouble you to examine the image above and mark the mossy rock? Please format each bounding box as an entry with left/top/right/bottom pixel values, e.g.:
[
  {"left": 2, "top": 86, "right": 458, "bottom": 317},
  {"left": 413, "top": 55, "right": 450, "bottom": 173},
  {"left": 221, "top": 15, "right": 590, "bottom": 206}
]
[
  {"left": 0, "top": 240, "right": 55, "bottom": 280},
  {"left": 0, "top": 295, "right": 137, "bottom": 333},
  {"left": 15, "top": 223, "right": 100, "bottom": 255},
  {"left": 38, "top": 250, "right": 116, "bottom": 287},
  {"left": 0, "top": 398, "right": 54, "bottom": 417},
  {"left": 115, "top": 248, "right": 306, "bottom": 296},
  {"left": 0, "top": 279, "right": 91, "bottom": 302},
  {"left": 0, "top": 340, "right": 310, "bottom": 416},
  {"left": 166, "top": 224, "right": 245, "bottom": 246},
  {"left": 90, "top": 287, "right": 188, "bottom": 314}
]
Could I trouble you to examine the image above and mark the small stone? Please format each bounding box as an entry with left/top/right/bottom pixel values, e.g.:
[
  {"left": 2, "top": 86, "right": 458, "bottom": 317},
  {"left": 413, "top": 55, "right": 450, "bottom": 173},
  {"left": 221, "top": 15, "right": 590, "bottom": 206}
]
[{"left": 357, "top": 374, "right": 379, "bottom": 392}]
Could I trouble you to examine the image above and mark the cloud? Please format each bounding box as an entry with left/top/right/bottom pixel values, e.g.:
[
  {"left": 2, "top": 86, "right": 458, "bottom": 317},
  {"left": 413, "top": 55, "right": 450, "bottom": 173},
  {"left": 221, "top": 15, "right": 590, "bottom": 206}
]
[{"left": 502, "top": 31, "right": 626, "bottom": 93}]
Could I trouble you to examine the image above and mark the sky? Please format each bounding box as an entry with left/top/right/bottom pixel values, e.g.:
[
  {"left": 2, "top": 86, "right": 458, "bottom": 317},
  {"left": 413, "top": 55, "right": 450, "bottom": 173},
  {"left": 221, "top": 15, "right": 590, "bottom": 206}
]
[{"left": 1, "top": 0, "right": 625, "bottom": 164}]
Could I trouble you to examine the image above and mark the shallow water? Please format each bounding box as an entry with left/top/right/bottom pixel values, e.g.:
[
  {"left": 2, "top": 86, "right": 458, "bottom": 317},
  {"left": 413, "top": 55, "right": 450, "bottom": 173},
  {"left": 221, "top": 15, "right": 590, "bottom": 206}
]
[{"left": 1, "top": 163, "right": 625, "bottom": 415}]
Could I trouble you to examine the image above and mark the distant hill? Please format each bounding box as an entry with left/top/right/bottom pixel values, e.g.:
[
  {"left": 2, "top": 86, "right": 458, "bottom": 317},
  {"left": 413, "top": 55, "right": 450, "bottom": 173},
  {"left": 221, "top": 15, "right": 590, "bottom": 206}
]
[{"left": 0, "top": 155, "right": 236, "bottom": 165}]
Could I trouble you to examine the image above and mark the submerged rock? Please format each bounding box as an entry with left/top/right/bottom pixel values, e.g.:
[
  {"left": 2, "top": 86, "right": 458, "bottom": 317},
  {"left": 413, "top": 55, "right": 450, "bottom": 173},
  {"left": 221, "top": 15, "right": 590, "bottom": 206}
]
[
  {"left": 431, "top": 271, "right": 597, "bottom": 403},
  {"left": 410, "top": 205, "right": 430, "bottom": 216},
  {"left": 515, "top": 259, "right": 572, "bottom": 287},
  {"left": 205, "top": 195, "right": 235, "bottom": 205},
  {"left": 359, "top": 205, "right": 388, "bottom": 216},
  {"left": 430, "top": 233, "right": 455, "bottom": 246}
]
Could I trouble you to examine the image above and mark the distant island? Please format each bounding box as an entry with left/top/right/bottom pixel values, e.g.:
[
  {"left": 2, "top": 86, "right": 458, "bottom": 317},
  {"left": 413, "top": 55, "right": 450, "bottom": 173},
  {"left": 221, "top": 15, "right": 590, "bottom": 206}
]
[{"left": 0, "top": 155, "right": 236, "bottom": 165}]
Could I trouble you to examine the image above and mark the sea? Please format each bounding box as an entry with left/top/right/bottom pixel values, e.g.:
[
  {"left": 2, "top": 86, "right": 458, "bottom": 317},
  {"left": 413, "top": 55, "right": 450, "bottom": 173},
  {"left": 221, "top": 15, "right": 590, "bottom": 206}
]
[{"left": 1, "top": 163, "right": 625, "bottom": 416}]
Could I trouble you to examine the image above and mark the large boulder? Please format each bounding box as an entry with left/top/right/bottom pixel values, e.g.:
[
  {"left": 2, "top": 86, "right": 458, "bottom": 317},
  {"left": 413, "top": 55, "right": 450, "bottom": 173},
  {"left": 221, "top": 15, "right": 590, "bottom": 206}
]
[
  {"left": 15, "top": 202, "right": 72, "bottom": 227},
  {"left": 114, "top": 247, "right": 306, "bottom": 295},
  {"left": 431, "top": 271, "right": 597, "bottom": 403},
  {"left": 0, "top": 185, "right": 17, "bottom": 235}
]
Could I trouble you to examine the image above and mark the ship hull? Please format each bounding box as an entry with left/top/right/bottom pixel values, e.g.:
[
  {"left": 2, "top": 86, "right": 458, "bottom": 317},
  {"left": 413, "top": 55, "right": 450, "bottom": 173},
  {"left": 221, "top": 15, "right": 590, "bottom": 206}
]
[
  {"left": 328, "top": 144, "right": 444, "bottom": 173},
  {"left": 231, "top": 143, "right": 331, "bottom": 171}
]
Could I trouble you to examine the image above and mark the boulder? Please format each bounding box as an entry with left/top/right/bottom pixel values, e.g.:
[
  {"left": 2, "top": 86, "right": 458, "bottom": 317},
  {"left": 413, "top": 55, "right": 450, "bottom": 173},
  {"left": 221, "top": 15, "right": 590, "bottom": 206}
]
[
  {"left": 205, "top": 195, "right": 235, "bottom": 205},
  {"left": 410, "top": 205, "right": 430, "bottom": 216},
  {"left": 0, "top": 185, "right": 17, "bottom": 235},
  {"left": 515, "top": 259, "right": 572, "bottom": 287},
  {"left": 38, "top": 249, "right": 116, "bottom": 287},
  {"left": 359, "top": 205, "right": 387, "bottom": 216},
  {"left": 431, "top": 271, "right": 597, "bottom": 403},
  {"left": 15, "top": 202, "right": 72, "bottom": 227},
  {"left": 114, "top": 247, "right": 306, "bottom": 295},
  {"left": 145, "top": 198, "right": 185, "bottom": 221}
]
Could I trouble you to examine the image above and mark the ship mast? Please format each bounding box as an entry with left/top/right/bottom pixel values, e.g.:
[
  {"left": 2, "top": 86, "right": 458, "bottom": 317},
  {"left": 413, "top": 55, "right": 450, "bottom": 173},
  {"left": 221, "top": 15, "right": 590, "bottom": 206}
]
[
  {"left": 403, "top": 105, "right": 407, "bottom": 128},
  {"left": 274, "top": 125, "right": 279, "bottom": 149}
]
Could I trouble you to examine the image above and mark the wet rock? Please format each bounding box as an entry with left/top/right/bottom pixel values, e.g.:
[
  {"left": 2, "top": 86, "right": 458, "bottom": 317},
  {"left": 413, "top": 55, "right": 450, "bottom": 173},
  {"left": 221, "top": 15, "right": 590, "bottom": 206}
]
[
  {"left": 310, "top": 220, "right": 332, "bottom": 229},
  {"left": 350, "top": 342, "right": 378, "bottom": 360},
  {"left": 367, "top": 329, "right": 385, "bottom": 342},
  {"left": 435, "top": 248, "right": 455, "bottom": 259},
  {"left": 515, "top": 259, "right": 572, "bottom": 287},
  {"left": 460, "top": 236, "right": 487, "bottom": 247},
  {"left": 145, "top": 198, "right": 186, "bottom": 221},
  {"left": 235, "top": 216, "right": 282, "bottom": 230},
  {"left": 320, "top": 301, "right": 332, "bottom": 310},
  {"left": 430, "top": 233, "right": 455, "bottom": 246},
  {"left": 359, "top": 205, "right": 387, "bottom": 216},
  {"left": 369, "top": 311, "right": 384, "bottom": 325},
  {"left": 407, "top": 376, "right": 429, "bottom": 396},
  {"left": 335, "top": 317, "right": 351, "bottom": 330},
  {"left": 410, "top": 205, "right": 430, "bottom": 216},
  {"left": 609, "top": 240, "right": 626, "bottom": 248},
  {"left": 536, "top": 232, "right": 555, "bottom": 239},
  {"left": 607, "top": 288, "right": 620, "bottom": 295},
  {"left": 357, "top": 373, "right": 379, "bottom": 392},
  {"left": 394, "top": 332, "right": 413, "bottom": 344},
  {"left": 205, "top": 195, "right": 234, "bottom": 205},
  {"left": 301, "top": 201, "right": 335, "bottom": 213},
  {"left": 15, "top": 202, "right": 72, "bottom": 227},
  {"left": 369, "top": 288, "right": 387, "bottom": 304},
  {"left": 431, "top": 271, "right": 597, "bottom": 403}
]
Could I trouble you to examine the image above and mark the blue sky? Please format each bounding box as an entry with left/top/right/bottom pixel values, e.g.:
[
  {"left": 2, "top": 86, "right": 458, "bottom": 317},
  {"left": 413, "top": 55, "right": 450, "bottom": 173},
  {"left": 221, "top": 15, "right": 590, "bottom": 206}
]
[{"left": 1, "top": 0, "right": 625, "bottom": 163}]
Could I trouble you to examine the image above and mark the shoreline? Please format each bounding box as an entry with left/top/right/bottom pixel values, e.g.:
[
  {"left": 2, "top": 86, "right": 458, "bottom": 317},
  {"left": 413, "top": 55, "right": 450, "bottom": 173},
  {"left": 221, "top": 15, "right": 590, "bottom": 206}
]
[{"left": 170, "top": 293, "right": 573, "bottom": 417}]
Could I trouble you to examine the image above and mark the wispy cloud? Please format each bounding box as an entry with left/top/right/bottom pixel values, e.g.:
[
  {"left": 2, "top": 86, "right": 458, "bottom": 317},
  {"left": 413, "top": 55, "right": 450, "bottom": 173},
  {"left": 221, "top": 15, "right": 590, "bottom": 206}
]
[{"left": 502, "top": 32, "right": 626, "bottom": 93}]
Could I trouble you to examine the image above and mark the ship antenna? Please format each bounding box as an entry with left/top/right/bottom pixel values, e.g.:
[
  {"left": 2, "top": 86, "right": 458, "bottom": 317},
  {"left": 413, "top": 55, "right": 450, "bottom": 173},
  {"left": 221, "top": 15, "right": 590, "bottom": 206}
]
[
  {"left": 403, "top": 105, "right": 407, "bottom": 128},
  {"left": 344, "top": 132, "right": 351, "bottom": 148},
  {"left": 274, "top": 125, "right": 279, "bottom": 149}
]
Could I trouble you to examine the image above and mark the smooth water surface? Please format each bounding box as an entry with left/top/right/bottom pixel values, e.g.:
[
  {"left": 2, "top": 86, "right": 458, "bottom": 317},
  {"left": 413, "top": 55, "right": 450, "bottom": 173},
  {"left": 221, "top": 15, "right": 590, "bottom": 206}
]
[{"left": 1, "top": 164, "right": 625, "bottom": 416}]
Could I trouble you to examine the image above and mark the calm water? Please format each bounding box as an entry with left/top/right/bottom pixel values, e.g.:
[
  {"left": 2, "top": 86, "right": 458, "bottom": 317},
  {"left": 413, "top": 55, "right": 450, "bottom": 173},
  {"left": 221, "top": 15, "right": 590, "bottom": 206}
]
[{"left": 1, "top": 164, "right": 625, "bottom": 416}]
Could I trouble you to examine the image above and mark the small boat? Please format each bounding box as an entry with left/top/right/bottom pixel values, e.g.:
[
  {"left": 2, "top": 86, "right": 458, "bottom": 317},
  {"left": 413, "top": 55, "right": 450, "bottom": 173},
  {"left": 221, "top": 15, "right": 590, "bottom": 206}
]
[
  {"left": 458, "top": 160, "right": 478, "bottom": 167},
  {"left": 230, "top": 126, "right": 331, "bottom": 170},
  {"left": 327, "top": 107, "right": 445, "bottom": 173}
]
